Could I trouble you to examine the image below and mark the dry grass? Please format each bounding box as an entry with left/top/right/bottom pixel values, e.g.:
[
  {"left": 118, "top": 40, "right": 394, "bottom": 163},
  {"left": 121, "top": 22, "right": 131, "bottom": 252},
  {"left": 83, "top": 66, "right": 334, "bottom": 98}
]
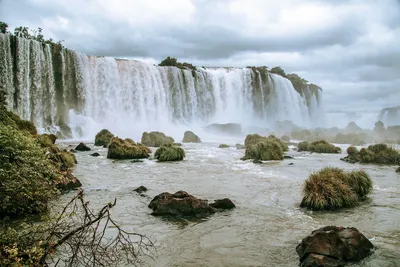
[{"left": 154, "top": 144, "right": 185, "bottom": 161}]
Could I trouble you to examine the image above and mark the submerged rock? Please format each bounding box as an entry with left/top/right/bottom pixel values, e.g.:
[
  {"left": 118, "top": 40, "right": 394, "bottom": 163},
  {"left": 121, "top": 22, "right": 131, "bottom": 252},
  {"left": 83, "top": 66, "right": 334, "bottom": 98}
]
[
  {"left": 210, "top": 198, "right": 236, "bottom": 210},
  {"left": 141, "top": 131, "right": 174, "bottom": 147},
  {"left": 75, "top": 142, "right": 91, "bottom": 151},
  {"left": 90, "top": 152, "right": 100, "bottom": 157},
  {"left": 283, "top": 155, "right": 294, "bottom": 159},
  {"left": 296, "top": 226, "right": 374, "bottom": 267},
  {"left": 253, "top": 159, "right": 262, "bottom": 164},
  {"left": 396, "top": 167, "right": 400, "bottom": 173},
  {"left": 134, "top": 186, "right": 148, "bottom": 194},
  {"left": 148, "top": 191, "right": 215, "bottom": 217},
  {"left": 182, "top": 131, "right": 201, "bottom": 143}
]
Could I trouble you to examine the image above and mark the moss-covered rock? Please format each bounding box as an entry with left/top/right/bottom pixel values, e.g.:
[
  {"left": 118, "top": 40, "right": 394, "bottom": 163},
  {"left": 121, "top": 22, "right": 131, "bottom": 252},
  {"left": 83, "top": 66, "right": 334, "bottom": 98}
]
[
  {"left": 107, "top": 137, "right": 151, "bottom": 159},
  {"left": 37, "top": 134, "right": 57, "bottom": 147},
  {"left": 182, "top": 131, "right": 201, "bottom": 143},
  {"left": 300, "top": 167, "right": 373, "bottom": 210},
  {"left": 218, "top": 144, "right": 230, "bottom": 148},
  {"left": 342, "top": 143, "right": 400, "bottom": 165},
  {"left": 141, "top": 131, "right": 174, "bottom": 147},
  {"left": 298, "top": 140, "right": 341, "bottom": 153},
  {"left": 94, "top": 129, "right": 114, "bottom": 146},
  {"left": 154, "top": 144, "right": 185, "bottom": 162},
  {"left": 242, "top": 138, "right": 283, "bottom": 161}
]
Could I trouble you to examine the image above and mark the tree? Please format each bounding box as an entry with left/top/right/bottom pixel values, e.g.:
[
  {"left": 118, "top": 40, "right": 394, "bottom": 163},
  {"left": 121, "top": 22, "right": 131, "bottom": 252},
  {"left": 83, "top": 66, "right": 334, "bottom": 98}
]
[
  {"left": 0, "top": 21, "right": 8, "bottom": 34},
  {"left": 270, "top": 66, "right": 286, "bottom": 77},
  {"left": 158, "top": 56, "right": 178, "bottom": 67}
]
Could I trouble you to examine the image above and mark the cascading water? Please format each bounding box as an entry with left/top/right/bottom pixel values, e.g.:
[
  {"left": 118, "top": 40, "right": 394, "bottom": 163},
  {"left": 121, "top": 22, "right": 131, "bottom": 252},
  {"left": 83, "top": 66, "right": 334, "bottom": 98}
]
[{"left": 0, "top": 33, "right": 324, "bottom": 140}]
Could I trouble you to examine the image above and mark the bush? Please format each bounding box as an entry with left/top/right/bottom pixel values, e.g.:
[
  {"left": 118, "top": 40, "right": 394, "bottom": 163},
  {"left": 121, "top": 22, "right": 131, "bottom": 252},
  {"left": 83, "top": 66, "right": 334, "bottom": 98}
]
[
  {"left": 107, "top": 137, "right": 151, "bottom": 159},
  {"left": 300, "top": 167, "right": 373, "bottom": 210},
  {"left": 154, "top": 144, "right": 185, "bottom": 162},
  {"left": 297, "top": 141, "right": 310, "bottom": 152},
  {"left": 218, "top": 144, "right": 230, "bottom": 148},
  {"left": 310, "top": 140, "right": 341, "bottom": 153},
  {"left": 346, "top": 146, "right": 359, "bottom": 155},
  {"left": 141, "top": 131, "right": 174, "bottom": 147},
  {"left": 242, "top": 138, "right": 283, "bottom": 161},
  {"left": 94, "top": 129, "right": 114, "bottom": 146},
  {"left": 0, "top": 124, "right": 57, "bottom": 217},
  {"left": 343, "top": 144, "right": 400, "bottom": 165},
  {"left": 182, "top": 131, "right": 201, "bottom": 143},
  {"left": 268, "top": 135, "right": 289, "bottom": 152}
]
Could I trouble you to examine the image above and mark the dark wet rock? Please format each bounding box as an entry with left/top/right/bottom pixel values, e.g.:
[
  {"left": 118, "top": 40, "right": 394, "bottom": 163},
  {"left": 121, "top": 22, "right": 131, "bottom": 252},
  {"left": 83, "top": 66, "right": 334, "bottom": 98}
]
[
  {"left": 396, "top": 167, "right": 400, "bottom": 173},
  {"left": 90, "top": 152, "right": 100, "bottom": 157},
  {"left": 284, "top": 155, "right": 294, "bottom": 159},
  {"left": 148, "top": 191, "right": 215, "bottom": 217},
  {"left": 131, "top": 159, "right": 144, "bottom": 163},
  {"left": 75, "top": 142, "right": 91, "bottom": 151},
  {"left": 70, "top": 149, "right": 76, "bottom": 153},
  {"left": 289, "top": 163, "right": 294, "bottom": 165},
  {"left": 103, "top": 143, "right": 108, "bottom": 148},
  {"left": 253, "top": 159, "right": 263, "bottom": 164},
  {"left": 210, "top": 198, "right": 236, "bottom": 210},
  {"left": 296, "top": 226, "right": 374, "bottom": 267},
  {"left": 55, "top": 172, "right": 82, "bottom": 191},
  {"left": 134, "top": 186, "right": 148, "bottom": 194},
  {"left": 140, "top": 194, "right": 146, "bottom": 197}
]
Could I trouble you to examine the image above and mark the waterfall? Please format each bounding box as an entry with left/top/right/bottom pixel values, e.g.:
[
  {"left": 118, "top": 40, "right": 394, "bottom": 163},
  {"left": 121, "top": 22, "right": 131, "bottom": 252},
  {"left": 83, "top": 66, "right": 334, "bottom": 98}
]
[{"left": 0, "top": 33, "right": 323, "bottom": 140}]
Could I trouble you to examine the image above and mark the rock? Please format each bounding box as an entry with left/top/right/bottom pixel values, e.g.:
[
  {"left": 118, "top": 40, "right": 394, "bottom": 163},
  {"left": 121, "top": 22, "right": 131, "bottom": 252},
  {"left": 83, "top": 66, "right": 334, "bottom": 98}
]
[
  {"left": 182, "top": 131, "right": 201, "bottom": 143},
  {"left": 283, "top": 155, "right": 294, "bottom": 159},
  {"left": 37, "top": 134, "right": 57, "bottom": 147},
  {"left": 131, "top": 159, "right": 143, "bottom": 163},
  {"left": 103, "top": 143, "right": 108, "bottom": 148},
  {"left": 289, "top": 163, "right": 294, "bottom": 165},
  {"left": 70, "top": 149, "right": 76, "bottom": 153},
  {"left": 296, "top": 226, "right": 374, "bottom": 267},
  {"left": 154, "top": 144, "right": 185, "bottom": 161},
  {"left": 54, "top": 172, "right": 82, "bottom": 191},
  {"left": 253, "top": 159, "right": 262, "bottom": 164},
  {"left": 396, "top": 167, "right": 400, "bottom": 173},
  {"left": 90, "top": 152, "right": 100, "bottom": 157},
  {"left": 141, "top": 131, "right": 174, "bottom": 147},
  {"left": 148, "top": 191, "right": 215, "bottom": 217},
  {"left": 95, "top": 129, "right": 114, "bottom": 146},
  {"left": 134, "top": 186, "right": 148, "bottom": 194},
  {"left": 235, "top": 143, "right": 245, "bottom": 149},
  {"left": 204, "top": 123, "right": 242, "bottom": 136},
  {"left": 210, "top": 198, "right": 236, "bottom": 210},
  {"left": 75, "top": 142, "right": 91, "bottom": 151},
  {"left": 218, "top": 144, "right": 230, "bottom": 148},
  {"left": 107, "top": 137, "right": 151, "bottom": 159}
]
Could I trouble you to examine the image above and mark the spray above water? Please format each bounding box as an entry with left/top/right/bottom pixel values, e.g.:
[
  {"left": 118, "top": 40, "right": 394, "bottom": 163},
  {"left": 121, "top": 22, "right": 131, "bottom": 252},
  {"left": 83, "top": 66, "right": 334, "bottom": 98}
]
[{"left": 1, "top": 33, "right": 324, "bottom": 141}]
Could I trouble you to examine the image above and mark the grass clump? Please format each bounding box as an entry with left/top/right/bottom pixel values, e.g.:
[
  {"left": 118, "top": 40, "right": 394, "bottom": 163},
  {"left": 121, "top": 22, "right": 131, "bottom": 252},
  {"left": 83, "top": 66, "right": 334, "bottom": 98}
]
[
  {"left": 342, "top": 143, "right": 400, "bottom": 165},
  {"left": 182, "top": 131, "right": 201, "bottom": 143},
  {"left": 94, "top": 129, "right": 114, "bottom": 146},
  {"left": 300, "top": 167, "right": 373, "bottom": 210},
  {"left": 107, "top": 137, "right": 151, "bottom": 159},
  {"left": 154, "top": 144, "right": 185, "bottom": 162},
  {"left": 218, "top": 144, "right": 230, "bottom": 148},
  {"left": 298, "top": 140, "right": 341, "bottom": 153},
  {"left": 268, "top": 135, "right": 289, "bottom": 152},
  {"left": 242, "top": 138, "right": 283, "bottom": 161},
  {"left": 141, "top": 131, "right": 174, "bottom": 147}
]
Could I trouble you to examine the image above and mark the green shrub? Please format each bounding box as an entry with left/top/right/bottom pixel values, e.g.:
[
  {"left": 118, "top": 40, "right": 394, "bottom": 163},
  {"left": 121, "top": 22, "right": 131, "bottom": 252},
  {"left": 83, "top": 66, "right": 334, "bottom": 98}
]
[
  {"left": 218, "top": 144, "right": 230, "bottom": 148},
  {"left": 344, "top": 144, "right": 400, "bottom": 165},
  {"left": 182, "top": 131, "right": 201, "bottom": 143},
  {"left": 154, "top": 144, "right": 185, "bottom": 162},
  {"left": 244, "top": 134, "right": 266, "bottom": 147},
  {"left": 0, "top": 124, "right": 58, "bottom": 217},
  {"left": 242, "top": 139, "right": 283, "bottom": 161},
  {"left": 141, "top": 131, "right": 174, "bottom": 147},
  {"left": 346, "top": 146, "right": 359, "bottom": 155},
  {"left": 297, "top": 141, "right": 310, "bottom": 152},
  {"left": 309, "top": 140, "right": 341, "bottom": 153},
  {"left": 300, "top": 167, "right": 372, "bottom": 210},
  {"left": 37, "top": 134, "right": 57, "bottom": 147},
  {"left": 268, "top": 135, "right": 289, "bottom": 152},
  {"left": 107, "top": 137, "right": 151, "bottom": 159},
  {"left": 94, "top": 129, "right": 114, "bottom": 146}
]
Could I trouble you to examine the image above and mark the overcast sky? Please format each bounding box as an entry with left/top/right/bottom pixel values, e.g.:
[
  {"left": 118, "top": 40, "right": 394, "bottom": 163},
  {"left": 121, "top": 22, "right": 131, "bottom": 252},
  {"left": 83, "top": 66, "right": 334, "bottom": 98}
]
[{"left": 1, "top": 0, "right": 399, "bottom": 113}]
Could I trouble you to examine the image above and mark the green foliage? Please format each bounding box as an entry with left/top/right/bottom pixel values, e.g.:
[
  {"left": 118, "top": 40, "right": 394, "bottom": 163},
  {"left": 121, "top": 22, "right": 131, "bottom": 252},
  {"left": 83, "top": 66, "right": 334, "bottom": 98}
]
[
  {"left": 94, "top": 129, "right": 114, "bottom": 146},
  {"left": 218, "top": 144, "right": 230, "bottom": 148},
  {"left": 107, "top": 137, "right": 151, "bottom": 159},
  {"left": 0, "top": 21, "right": 8, "bottom": 34},
  {"left": 154, "top": 144, "right": 185, "bottom": 162},
  {"left": 0, "top": 124, "right": 58, "bottom": 218},
  {"left": 244, "top": 134, "right": 266, "bottom": 147},
  {"left": 182, "top": 131, "right": 201, "bottom": 143},
  {"left": 357, "top": 144, "right": 400, "bottom": 165},
  {"left": 300, "top": 167, "right": 372, "bottom": 210},
  {"left": 158, "top": 56, "right": 196, "bottom": 71},
  {"left": 346, "top": 146, "right": 359, "bottom": 156},
  {"left": 297, "top": 141, "right": 310, "bottom": 152},
  {"left": 298, "top": 140, "right": 341, "bottom": 153},
  {"left": 286, "top": 73, "right": 308, "bottom": 93},
  {"left": 242, "top": 138, "right": 283, "bottom": 161},
  {"left": 268, "top": 135, "right": 289, "bottom": 152},
  {"left": 270, "top": 66, "right": 286, "bottom": 77},
  {"left": 141, "top": 131, "right": 174, "bottom": 147},
  {"left": 36, "top": 134, "right": 57, "bottom": 147}
]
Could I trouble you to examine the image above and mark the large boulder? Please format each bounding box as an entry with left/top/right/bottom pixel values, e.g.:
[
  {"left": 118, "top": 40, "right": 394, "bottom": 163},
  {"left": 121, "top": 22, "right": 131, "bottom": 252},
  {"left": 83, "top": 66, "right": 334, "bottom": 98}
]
[
  {"left": 209, "top": 198, "right": 236, "bottom": 210},
  {"left": 154, "top": 144, "right": 185, "bottom": 162},
  {"left": 148, "top": 191, "right": 215, "bottom": 217},
  {"left": 94, "top": 129, "right": 114, "bottom": 146},
  {"left": 107, "top": 137, "right": 151, "bottom": 159},
  {"left": 296, "top": 226, "right": 374, "bottom": 267},
  {"left": 204, "top": 123, "right": 242, "bottom": 136},
  {"left": 182, "top": 131, "right": 201, "bottom": 143},
  {"left": 300, "top": 167, "right": 373, "bottom": 210},
  {"left": 141, "top": 131, "right": 174, "bottom": 147},
  {"left": 75, "top": 142, "right": 91, "bottom": 151}
]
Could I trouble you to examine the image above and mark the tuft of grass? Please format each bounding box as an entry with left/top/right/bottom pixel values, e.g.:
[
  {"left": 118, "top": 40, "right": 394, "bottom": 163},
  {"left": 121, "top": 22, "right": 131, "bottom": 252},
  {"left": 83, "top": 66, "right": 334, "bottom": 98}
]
[
  {"left": 107, "top": 137, "right": 151, "bottom": 159},
  {"left": 345, "top": 144, "right": 400, "bottom": 165},
  {"left": 297, "top": 141, "right": 310, "bottom": 152},
  {"left": 300, "top": 167, "right": 373, "bottom": 210},
  {"left": 141, "top": 131, "right": 174, "bottom": 147},
  {"left": 94, "top": 129, "right": 114, "bottom": 146},
  {"left": 242, "top": 138, "right": 283, "bottom": 161},
  {"left": 346, "top": 146, "right": 359, "bottom": 155},
  {"left": 218, "top": 144, "right": 230, "bottom": 148},
  {"left": 310, "top": 140, "right": 341, "bottom": 153},
  {"left": 268, "top": 135, "right": 289, "bottom": 152},
  {"left": 154, "top": 144, "right": 185, "bottom": 162}
]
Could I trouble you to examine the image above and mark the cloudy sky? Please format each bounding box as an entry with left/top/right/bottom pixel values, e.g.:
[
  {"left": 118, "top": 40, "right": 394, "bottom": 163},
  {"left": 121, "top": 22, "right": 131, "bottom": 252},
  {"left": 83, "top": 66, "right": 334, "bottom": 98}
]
[{"left": 1, "top": 0, "right": 399, "bottom": 113}]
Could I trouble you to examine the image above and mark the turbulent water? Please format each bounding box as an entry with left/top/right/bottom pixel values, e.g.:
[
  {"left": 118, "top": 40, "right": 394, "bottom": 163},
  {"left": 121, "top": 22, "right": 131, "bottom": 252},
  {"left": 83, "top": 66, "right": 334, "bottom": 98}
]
[
  {"left": 0, "top": 33, "right": 324, "bottom": 140},
  {"left": 60, "top": 139, "right": 400, "bottom": 267}
]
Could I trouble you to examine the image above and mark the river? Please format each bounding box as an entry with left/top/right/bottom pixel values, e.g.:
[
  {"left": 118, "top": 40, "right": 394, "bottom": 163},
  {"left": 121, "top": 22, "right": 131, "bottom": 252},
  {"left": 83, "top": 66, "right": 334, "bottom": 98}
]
[{"left": 60, "top": 140, "right": 400, "bottom": 267}]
